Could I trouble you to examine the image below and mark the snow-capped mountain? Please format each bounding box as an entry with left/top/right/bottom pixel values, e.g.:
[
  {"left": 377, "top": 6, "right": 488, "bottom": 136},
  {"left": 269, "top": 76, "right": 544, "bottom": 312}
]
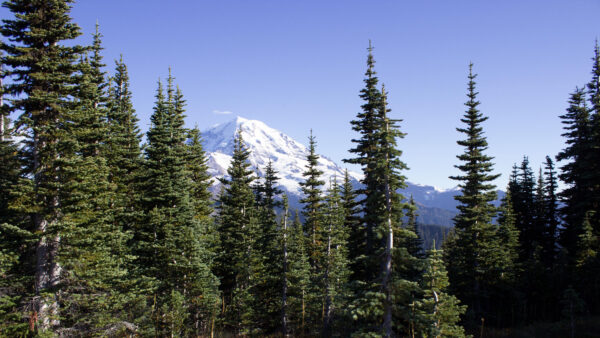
[
  {"left": 203, "top": 116, "right": 362, "bottom": 196},
  {"left": 201, "top": 116, "right": 501, "bottom": 227}
]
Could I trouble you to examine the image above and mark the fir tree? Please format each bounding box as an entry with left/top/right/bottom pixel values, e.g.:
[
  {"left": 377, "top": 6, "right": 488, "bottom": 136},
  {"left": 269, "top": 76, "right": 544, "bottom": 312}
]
[
  {"left": 542, "top": 156, "right": 559, "bottom": 266},
  {"left": 215, "top": 128, "right": 258, "bottom": 333},
  {"left": 106, "top": 55, "right": 143, "bottom": 235},
  {"left": 136, "top": 75, "right": 219, "bottom": 335},
  {"left": 419, "top": 246, "right": 467, "bottom": 338},
  {"left": 322, "top": 178, "right": 351, "bottom": 335},
  {"left": 344, "top": 41, "right": 383, "bottom": 285},
  {"left": 1, "top": 0, "right": 84, "bottom": 330},
  {"left": 287, "top": 210, "right": 311, "bottom": 335},
  {"left": 556, "top": 88, "right": 592, "bottom": 262},
  {"left": 445, "top": 64, "right": 502, "bottom": 326},
  {"left": 186, "top": 126, "right": 213, "bottom": 221},
  {"left": 298, "top": 130, "right": 325, "bottom": 332},
  {"left": 252, "top": 160, "right": 283, "bottom": 334}
]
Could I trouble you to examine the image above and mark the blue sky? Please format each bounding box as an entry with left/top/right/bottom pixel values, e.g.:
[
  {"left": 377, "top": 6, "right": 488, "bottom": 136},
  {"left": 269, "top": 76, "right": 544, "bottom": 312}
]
[{"left": 2, "top": 0, "right": 599, "bottom": 189}]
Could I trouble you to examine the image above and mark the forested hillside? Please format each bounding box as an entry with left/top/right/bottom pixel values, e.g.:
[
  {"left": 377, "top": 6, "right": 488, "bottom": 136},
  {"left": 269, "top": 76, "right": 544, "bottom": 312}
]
[{"left": 0, "top": 1, "right": 599, "bottom": 337}]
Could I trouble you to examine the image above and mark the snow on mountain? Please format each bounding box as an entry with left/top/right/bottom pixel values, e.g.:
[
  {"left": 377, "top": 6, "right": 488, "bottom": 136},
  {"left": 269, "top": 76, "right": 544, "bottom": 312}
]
[
  {"left": 201, "top": 116, "right": 503, "bottom": 226},
  {"left": 202, "top": 116, "right": 361, "bottom": 196}
]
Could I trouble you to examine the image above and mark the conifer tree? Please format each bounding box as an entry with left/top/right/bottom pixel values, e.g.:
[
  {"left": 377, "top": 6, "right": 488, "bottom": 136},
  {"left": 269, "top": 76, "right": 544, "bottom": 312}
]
[
  {"left": 0, "top": 75, "right": 30, "bottom": 335},
  {"left": 299, "top": 130, "right": 325, "bottom": 331},
  {"left": 252, "top": 160, "right": 283, "bottom": 334},
  {"left": 321, "top": 178, "right": 351, "bottom": 335},
  {"left": 1, "top": 0, "right": 84, "bottom": 330},
  {"left": 419, "top": 246, "right": 467, "bottom": 338},
  {"left": 344, "top": 41, "right": 383, "bottom": 285},
  {"left": 215, "top": 128, "right": 258, "bottom": 333},
  {"left": 405, "top": 195, "right": 424, "bottom": 260},
  {"left": 54, "top": 23, "right": 140, "bottom": 334},
  {"left": 556, "top": 88, "right": 592, "bottom": 262},
  {"left": 106, "top": 55, "right": 143, "bottom": 234},
  {"left": 445, "top": 64, "right": 502, "bottom": 325},
  {"left": 186, "top": 126, "right": 213, "bottom": 220},
  {"left": 341, "top": 169, "right": 362, "bottom": 267},
  {"left": 136, "top": 75, "right": 218, "bottom": 335},
  {"left": 287, "top": 210, "right": 311, "bottom": 335},
  {"left": 542, "top": 156, "right": 559, "bottom": 265}
]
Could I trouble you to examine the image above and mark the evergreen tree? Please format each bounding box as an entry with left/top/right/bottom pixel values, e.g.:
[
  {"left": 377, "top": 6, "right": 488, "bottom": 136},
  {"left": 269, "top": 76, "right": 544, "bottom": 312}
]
[
  {"left": 321, "top": 178, "right": 351, "bottom": 335},
  {"left": 542, "top": 156, "right": 559, "bottom": 266},
  {"left": 1, "top": 0, "right": 84, "bottom": 330},
  {"left": 252, "top": 160, "right": 283, "bottom": 334},
  {"left": 344, "top": 41, "right": 383, "bottom": 285},
  {"left": 405, "top": 195, "right": 424, "bottom": 260},
  {"left": 186, "top": 126, "right": 213, "bottom": 220},
  {"left": 419, "top": 246, "right": 467, "bottom": 338},
  {"left": 106, "top": 55, "right": 143, "bottom": 234},
  {"left": 341, "top": 169, "right": 362, "bottom": 269},
  {"left": 556, "top": 88, "right": 592, "bottom": 262},
  {"left": 215, "top": 128, "right": 258, "bottom": 333},
  {"left": 136, "top": 75, "right": 219, "bottom": 335},
  {"left": 287, "top": 210, "right": 311, "bottom": 335},
  {"left": 54, "top": 23, "right": 140, "bottom": 334},
  {"left": 444, "top": 64, "right": 502, "bottom": 326},
  {"left": 0, "top": 79, "right": 30, "bottom": 335},
  {"left": 298, "top": 130, "right": 325, "bottom": 332}
]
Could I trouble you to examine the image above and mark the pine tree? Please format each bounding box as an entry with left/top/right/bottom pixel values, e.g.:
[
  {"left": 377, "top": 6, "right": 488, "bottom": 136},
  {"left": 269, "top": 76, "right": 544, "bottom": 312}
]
[
  {"left": 186, "top": 126, "right": 213, "bottom": 220},
  {"left": 1, "top": 0, "right": 85, "bottom": 330},
  {"left": 405, "top": 195, "right": 424, "bottom": 260},
  {"left": 252, "top": 160, "right": 283, "bottom": 334},
  {"left": 0, "top": 72, "right": 30, "bottom": 335},
  {"left": 136, "top": 75, "right": 219, "bottom": 335},
  {"left": 215, "top": 128, "right": 258, "bottom": 333},
  {"left": 106, "top": 55, "right": 143, "bottom": 234},
  {"left": 585, "top": 42, "right": 600, "bottom": 238},
  {"left": 556, "top": 88, "right": 592, "bottom": 262},
  {"left": 344, "top": 41, "right": 383, "bottom": 285},
  {"left": 298, "top": 130, "right": 325, "bottom": 332},
  {"left": 542, "top": 156, "right": 559, "bottom": 266},
  {"left": 445, "top": 64, "right": 502, "bottom": 326},
  {"left": 321, "top": 178, "right": 351, "bottom": 335},
  {"left": 341, "top": 169, "right": 362, "bottom": 267},
  {"left": 287, "top": 210, "right": 311, "bottom": 335},
  {"left": 419, "top": 246, "right": 467, "bottom": 338}
]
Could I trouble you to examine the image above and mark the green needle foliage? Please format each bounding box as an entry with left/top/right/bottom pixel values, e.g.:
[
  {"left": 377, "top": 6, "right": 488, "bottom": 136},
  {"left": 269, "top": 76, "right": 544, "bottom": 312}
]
[{"left": 444, "top": 64, "right": 504, "bottom": 327}]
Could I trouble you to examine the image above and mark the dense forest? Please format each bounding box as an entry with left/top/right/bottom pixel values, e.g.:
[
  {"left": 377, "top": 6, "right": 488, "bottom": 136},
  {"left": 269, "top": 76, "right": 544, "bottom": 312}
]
[{"left": 0, "top": 1, "right": 599, "bottom": 337}]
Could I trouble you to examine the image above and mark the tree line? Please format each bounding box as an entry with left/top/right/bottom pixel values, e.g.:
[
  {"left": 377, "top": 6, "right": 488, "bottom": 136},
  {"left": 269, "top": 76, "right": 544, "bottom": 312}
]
[{"left": 0, "top": 1, "right": 599, "bottom": 337}]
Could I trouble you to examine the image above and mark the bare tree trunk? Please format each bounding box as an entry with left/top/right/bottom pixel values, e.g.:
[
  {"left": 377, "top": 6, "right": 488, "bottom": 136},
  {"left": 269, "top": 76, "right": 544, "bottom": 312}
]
[
  {"left": 382, "top": 112, "right": 394, "bottom": 337},
  {"left": 281, "top": 199, "right": 289, "bottom": 337},
  {"left": 0, "top": 64, "right": 4, "bottom": 141}
]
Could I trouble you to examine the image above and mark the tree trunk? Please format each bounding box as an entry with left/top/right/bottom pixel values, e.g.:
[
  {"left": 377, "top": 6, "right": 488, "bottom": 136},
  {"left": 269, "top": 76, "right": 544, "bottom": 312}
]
[
  {"left": 282, "top": 201, "right": 289, "bottom": 337},
  {"left": 382, "top": 116, "right": 394, "bottom": 337},
  {"left": 33, "top": 132, "right": 61, "bottom": 331},
  {"left": 323, "top": 215, "right": 333, "bottom": 335}
]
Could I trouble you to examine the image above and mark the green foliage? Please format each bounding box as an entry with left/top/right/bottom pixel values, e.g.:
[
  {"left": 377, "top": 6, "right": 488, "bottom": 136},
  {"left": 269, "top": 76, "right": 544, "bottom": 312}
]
[
  {"left": 444, "top": 64, "right": 505, "bottom": 327},
  {"left": 215, "top": 128, "right": 258, "bottom": 333},
  {"left": 419, "top": 247, "right": 467, "bottom": 338}
]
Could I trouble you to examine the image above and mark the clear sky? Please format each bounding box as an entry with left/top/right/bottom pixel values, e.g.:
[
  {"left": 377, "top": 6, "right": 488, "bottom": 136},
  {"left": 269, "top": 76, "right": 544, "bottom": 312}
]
[{"left": 2, "top": 0, "right": 599, "bottom": 189}]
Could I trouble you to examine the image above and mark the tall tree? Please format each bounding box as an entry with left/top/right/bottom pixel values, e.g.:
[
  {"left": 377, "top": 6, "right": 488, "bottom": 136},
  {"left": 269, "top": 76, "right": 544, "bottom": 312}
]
[
  {"left": 136, "top": 75, "right": 219, "bottom": 335},
  {"left": 0, "top": 0, "right": 84, "bottom": 330},
  {"left": 299, "top": 130, "right": 325, "bottom": 332},
  {"left": 321, "top": 178, "right": 351, "bottom": 335},
  {"left": 344, "top": 41, "right": 383, "bottom": 285},
  {"left": 556, "top": 88, "right": 591, "bottom": 262},
  {"left": 252, "top": 160, "right": 283, "bottom": 334},
  {"left": 444, "top": 64, "right": 502, "bottom": 326},
  {"left": 287, "top": 210, "right": 311, "bottom": 335},
  {"left": 215, "top": 128, "right": 258, "bottom": 333}
]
